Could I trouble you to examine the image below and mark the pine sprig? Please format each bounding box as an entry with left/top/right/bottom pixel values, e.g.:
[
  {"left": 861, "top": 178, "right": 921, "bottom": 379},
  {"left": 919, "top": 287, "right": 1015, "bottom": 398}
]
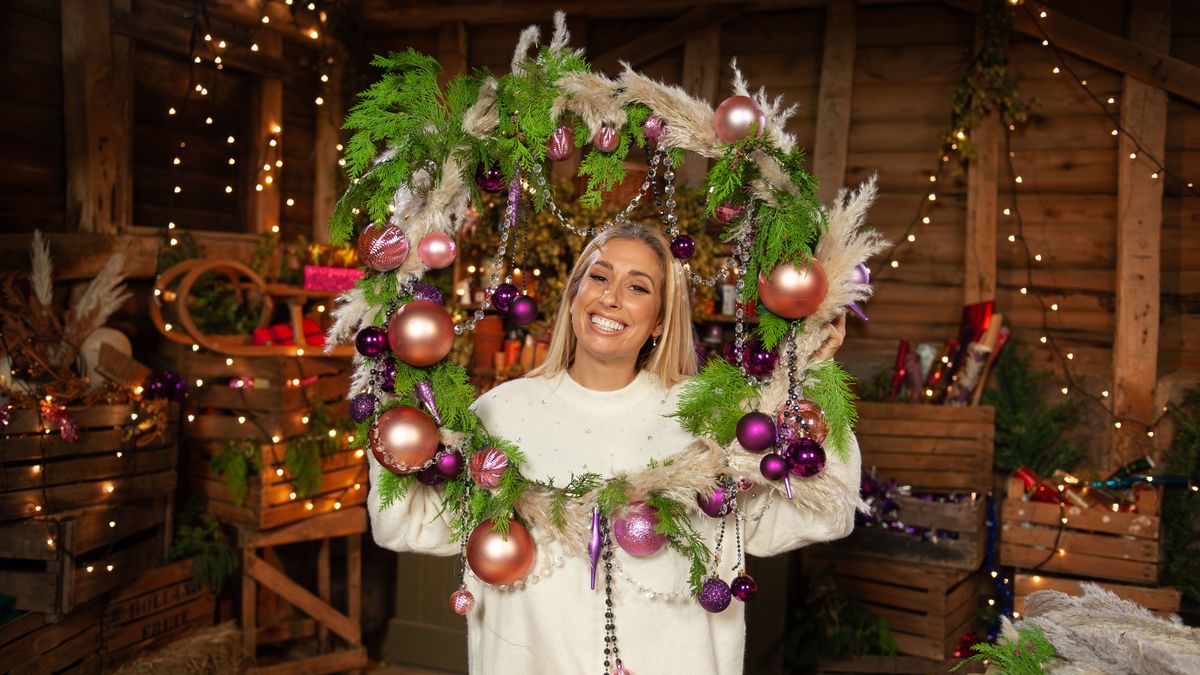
[
  {"left": 754, "top": 307, "right": 793, "bottom": 351},
  {"left": 982, "top": 346, "right": 1083, "bottom": 474},
  {"left": 550, "top": 473, "right": 604, "bottom": 530},
  {"left": 952, "top": 625, "right": 1057, "bottom": 674},
  {"left": 596, "top": 477, "right": 631, "bottom": 516},
  {"left": 670, "top": 358, "right": 759, "bottom": 446},
  {"left": 644, "top": 493, "right": 710, "bottom": 595},
  {"left": 168, "top": 510, "right": 238, "bottom": 594},
  {"left": 210, "top": 439, "right": 261, "bottom": 506},
  {"left": 803, "top": 360, "right": 858, "bottom": 461},
  {"left": 577, "top": 126, "right": 633, "bottom": 209},
  {"left": 377, "top": 470, "right": 415, "bottom": 509}
]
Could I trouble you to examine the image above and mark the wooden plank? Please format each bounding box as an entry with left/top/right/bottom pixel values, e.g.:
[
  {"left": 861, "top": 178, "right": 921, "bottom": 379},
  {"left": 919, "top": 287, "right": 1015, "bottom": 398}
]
[
  {"left": 258, "top": 619, "right": 317, "bottom": 644},
  {"left": 243, "top": 507, "right": 367, "bottom": 548},
  {"left": 254, "top": 646, "right": 367, "bottom": 675},
  {"left": 318, "top": 537, "right": 330, "bottom": 652},
  {"left": 1001, "top": 524, "right": 1159, "bottom": 563},
  {"left": 242, "top": 547, "right": 257, "bottom": 655},
  {"left": 243, "top": 553, "right": 361, "bottom": 646},
  {"left": 592, "top": 6, "right": 742, "bottom": 74},
  {"left": 0, "top": 603, "right": 100, "bottom": 673},
  {"left": 855, "top": 402, "right": 994, "bottom": 424},
  {"left": 312, "top": 50, "right": 345, "bottom": 244},
  {"left": 247, "top": 30, "right": 283, "bottom": 234},
  {"left": 2, "top": 446, "right": 176, "bottom": 491},
  {"left": 347, "top": 534, "right": 362, "bottom": 653},
  {"left": 103, "top": 593, "right": 215, "bottom": 655},
  {"left": 1000, "top": 543, "right": 1158, "bottom": 583},
  {"left": 1000, "top": 499, "right": 1159, "bottom": 539},
  {"left": 812, "top": 0, "right": 855, "bottom": 204},
  {"left": 1111, "top": 0, "right": 1168, "bottom": 469},
  {"left": 1013, "top": 574, "right": 1181, "bottom": 613},
  {"left": 110, "top": 8, "right": 288, "bottom": 79},
  {"left": 677, "top": 24, "right": 721, "bottom": 188},
  {"left": 964, "top": 109, "right": 999, "bottom": 304},
  {"left": 0, "top": 471, "right": 176, "bottom": 522}
]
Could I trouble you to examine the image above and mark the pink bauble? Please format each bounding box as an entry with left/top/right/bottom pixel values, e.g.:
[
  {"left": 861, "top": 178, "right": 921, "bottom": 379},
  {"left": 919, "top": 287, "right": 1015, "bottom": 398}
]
[
  {"left": 714, "top": 202, "right": 747, "bottom": 224},
  {"left": 714, "top": 95, "right": 766, "bottom": 145},
  {"left": 387, "top": 300, "right": 454, "bottom": 366},
  {"left": 757, "top": 258, "right": 829, "bottom": 319},
  {"left": 370, "top": 405, "right": 439, "bottom": 474},
  {"left": 643, "top": 114, "right": 665, "bottom": 142},
  {"left": 357, "top": 223, "right": 410, "bottom": 272},
  {"left": 593, "top": 126, "right": 619, "bottom": 152},
  {"left": 776, "top": 399, "right": 828, "bottom": 445},
  {"left": 469, "top": 446, "right": 509, "bottom": 488},
  {"left": 547, "top": 125, "right": 575, "bottom": 160},
  {"left": 613, "top": 502, "right": 668, "bottom": 558},
  {"left": 449, "top": 588, "right": 475, "bottom": 615},
  {"left": 466, "top": 518, "right": 536, "bottom": 585},
  {"left": 417, "top": 231, "right": 457, "bottom": 269}
]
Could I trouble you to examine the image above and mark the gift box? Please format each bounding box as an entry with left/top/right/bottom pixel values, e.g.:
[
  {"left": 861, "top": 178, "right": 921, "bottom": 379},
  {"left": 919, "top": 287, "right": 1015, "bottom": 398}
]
[
  {"left": 303, "top": 265, "right": 362, "bottom": 293},
  {"left": 252, "top": 319, "right": 326, "bottom": 347}
]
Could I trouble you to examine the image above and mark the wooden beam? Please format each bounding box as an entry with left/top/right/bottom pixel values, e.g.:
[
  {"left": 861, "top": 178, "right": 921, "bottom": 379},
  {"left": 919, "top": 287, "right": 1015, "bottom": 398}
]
[
  {"left": 591, "top": 6, "right": 743, "bottom": 75},
  {"left": 312, "top": 50, "right": 345, "bottom": 243},
  {"left": 437, "top": 21, "right": 468, "bottom": 84},
  {"left": 61, "top": 0, "right": 126, "bottom": 234},
  {"left": 944, "top": 0, "right": 1200, "bottom": 106},
  {"left": 963, "top": 19, "right": 999, "bottom": 306},
  {"left": 812, "top": 0, "right": 855, "bottom": 205},
  {"left": 245, "top": 30, "right": 283, "bottom": 234},
  {"left": 243, "top": 552, "right": 362, "bottom": 646},
  {"left": 150, "top": 0, "right": 325, "bottom": 44},
  {"left": 110, "top": 9, "right": 289, "bottom": 79},
  {"left": 676, "top": 25, "right": 722, "bottom": 189},
  {"left": 1111, "top": 0, "right": 1169, "bottom": 468}
]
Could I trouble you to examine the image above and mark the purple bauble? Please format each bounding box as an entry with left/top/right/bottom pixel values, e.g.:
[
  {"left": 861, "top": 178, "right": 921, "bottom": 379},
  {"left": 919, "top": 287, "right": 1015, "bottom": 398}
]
[
  {"left": 743, "top": 344, "right": 778, "bottom": 378},
  {"left": 613, "top": 502, "right": 668, "bottom": 558},
  {"left": 144, "top": 370, "right": 186, "bottom": 402},
  {"left": 722, "top": 340, "right": 746, "bottom": 365},
  {"left": 731, "top": 573, "right": 758, "bottom": 602},
  {"left": 379, "top": 359, "right": 397, "bottom": 393},
  {"left": 736, "top": 412, "right": 776, "bottom": 453},
  {"left": 697, "top": 485, "right": 730, "bottom": 518},
  {"left": 643, "top": 114, "right": 665, "bottom": 142},
  {"left": 349, "top": 392, "right": 378, "bottom": 423},
  {"left": 475, "top": 164, "right": 505, "bottom": 193},
  {"left": 435, "top": 449, "right": 465, "bottom": 480},
  {"left": 670, "top": 235, "right": 696, "bottom": 260},
  {"left": 785, "top": 439, "right": 827, "bottom": 478},
  {"left": 491, "top": 283, "right": 520, "bottom": 313},
  {"left": 416, "top": 465, "right": 447, "bottom": 486},
  {"left": 508, "top": 295, "right": 538, "bottom": 326},
  {"left": 760, "top": 453, "right": 789, "bottom": 481},
  {"left": 355, "top": 325, "right": 390, "bottom": 358},
  {"left": 412, "top": 282, "right": 443, "bottom": 306},
  {"left": 697, "top": 577, "right": 732, "bottom": 613}
]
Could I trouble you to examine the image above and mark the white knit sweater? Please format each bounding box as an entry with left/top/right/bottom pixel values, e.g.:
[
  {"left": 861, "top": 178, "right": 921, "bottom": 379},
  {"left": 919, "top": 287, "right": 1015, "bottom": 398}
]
[{"left": 367, "top": 369, "right": 861, "bottom": 674}]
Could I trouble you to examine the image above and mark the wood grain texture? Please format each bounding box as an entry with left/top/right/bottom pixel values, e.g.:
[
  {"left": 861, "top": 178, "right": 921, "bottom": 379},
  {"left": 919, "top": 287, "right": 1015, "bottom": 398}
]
[{"left": 812, "top": 0, "right": 855, "bottom": 203}]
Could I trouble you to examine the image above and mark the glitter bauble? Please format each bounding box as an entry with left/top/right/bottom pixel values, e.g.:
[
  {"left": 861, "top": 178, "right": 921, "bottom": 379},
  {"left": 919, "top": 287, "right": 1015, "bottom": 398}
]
[
  {"left": 735, "top": 412, "right": 776, "bottom": 453},
  {"left": 491, "top": 283, "right": 520, "bottom": 312},
  {"left": 737, "top": 477, "right": 755, "bottom": 492},
  {"left": 669, "top": 235, "right": 696, "bottom": 260},
  {"left": 593, "top": 126, "right": 619, "bottom": 152},
  {"left": 613, "top": 502, "right": 668, "bottom": 558},
  {"left": 349, "top": 392, "right": 378, "bottom": 423},
  {"left": 387, "top": 300, "right": 454, "bottom": 367},
  {"left": 731, "top": 573, "right": 758, "bottom": 602},
  {"left": 697, "top": 485, "right": 730, "bottom": 518},
  {"left": 355, "top": 325, "right": 390, "bottom": 358},
  {"left": 785, "top": 438, "right": 827, "bottom": 478},
  {"left": 743, "top": 343, "right": 778, "bottom": 378},
  {"left": 643, "top": 114, "right": 665, "bottom": 142},
  {"left": 412, "top": 282, "right": 444, "bottom": 306},
  {"left": 714, "top": 95, "right": 766, "bottom": 145},
  {"left": 757, "top": 258, "right": 829, "bottom": 319},
  {"left": 357, "top": 223, "right": 410, "bottom": 272},
  {"left": 435, "top": 449, "right": 465, "bottom": 479},
  {"left": 415, "top": 465, "right": 446, "bottom": 486},
  {"left": 449, "top": 588, "right": 476, "bottom": 615},
  {"left": 370, "top": 405, "right": 439, "bottom": 474},
  {"left": 547, "top": 125, "right": 575, "bottom": 160},
  {"left": 469, "top": 446, "right": 509, "bottom": 488},
  {"left": 714, "top": 202, "right": 747, "bottom": 224},
  {"left": 475, "top": 164, "right": 505, "bottom": 193},
  {"left": 697, "top": 576, "right": 732, "bottom": 613},
  {"left": 759, "top": 453, "right": 789, "bottom": 481},
  {"left": 508, "top": 295, "right": 538, "bottom": 326},
  {"left": 379, "top": 359, "right": 397, "bottom": 393},
  {"left": 776, "top": 399, "right": 828, "bottom": 445},
  {"left": 417, "top": 231, "right": 457, "bottom": 270},
  {"left": 466, "top": 518, "right": 536, "bottom": 586}
]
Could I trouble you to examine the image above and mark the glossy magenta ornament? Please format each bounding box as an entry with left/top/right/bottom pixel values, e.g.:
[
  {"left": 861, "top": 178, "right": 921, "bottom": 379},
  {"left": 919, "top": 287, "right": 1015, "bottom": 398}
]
[
  {"left": 387, "top": 300, "right": 455, "bottom": 367},
  {"left": 349, "top": 392, "right": 378, "bottom": 423},
  {"left": 731, "top": 573, "right": 758, "bottom": 602},
  {"left": 714, "top": 202, "right": 747, "bottom": 224},
  {"left": 415, "top": 465, "right": 446, "bottom": 486},
  {"left": 593, "top": 126, "right": 619, "bottom": 152},
  {"left": 736, "top": 412, "right": 776, "bottom": 453},
  {"left": 697, "top": 485, "right": 730, "bottom": 518},
  {"left": 469, "top": 446, "right": 510, "bottom": 488},
  {"left": 449, "top": 588, "right": 476, "bottom": 615},
  {"left": 435, "top": 448, "right": 465, "bottom": 480},
  {"left": 757, "top": 258, "right": 829, "bottom": 319},
  {"left": 412, "top": 282, "right": 443, "bottom": 305},
  {"left": 669, "top": 234, "right": 696, "bottom": 260},
  {"left": 379, "top": 359, "right": 397, "bottom": 393},
  {"left": 371, "top": 405, "right": 439, "bottom": 474},
  {"left": 697, "top": 576, "right": 732, "bottom": 613},
  {"left": 417, "top": 231, "right": 457, "bottom": 270},
  {"left": 722, "top": 340, "right": 746, "bottom": 365},
  {"left": 466, "top": 517, "right": 536, "bottom": 586},
  {"left": 491, "top": 283, "right": 520, "bottom": 312},
  {"left": 643, "top": 114, "right": 665, "bottom": 142},
  {"left": 547, "top": 125, "right": 575, "bottom": 160},
  {"left": 355, "top": 325, "right": 390, "bottom": 358},
  {"left": 777, "top": 399, "right": 828, "bottom": 445},
  {"left": 785, "top": 438, "right": 827, "bottom": 478},
  {"left": 714, "top": 95, "right": 766, "bottom": 145},
  {"left": 357, "top": 223, "right": 410, "bottom": 272},
  {"left": 759, "top": 453, "right": 789, "bottom": 481},
  {"left": 475, "top": 164, "right": 505, "bottom": 193},
  {"left": 743, "top": 343, "right": 778, "bottom": 378},
  {"left": 613, "top": 502, "right": 668, "bottom": 558},
  {"left": 508, "top": 295, "right": 539, "bottom": 326}
]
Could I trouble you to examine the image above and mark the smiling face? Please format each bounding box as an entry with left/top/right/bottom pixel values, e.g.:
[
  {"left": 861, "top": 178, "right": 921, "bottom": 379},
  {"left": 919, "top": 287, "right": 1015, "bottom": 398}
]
[{"left": 569, "top": 238, "right": 665, "bottom": 371}]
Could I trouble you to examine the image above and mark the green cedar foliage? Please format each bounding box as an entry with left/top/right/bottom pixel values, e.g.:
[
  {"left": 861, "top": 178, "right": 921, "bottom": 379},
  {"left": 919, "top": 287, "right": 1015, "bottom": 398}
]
[
  {"left": 982, "top": 346, "right": 1084, "bottom": 475},
  {"left": 210, "top": 439, "right": 261, "bottom": 506},
  {"left": 1162, "top": 386, "right": 1200, "bottom": 601},
  {"left": 670, "top": 358, "right": 759, "bottom": 446},
  {"left": 803, "top": 360, "right": 858, "bottom": 462},
  {"left": 644, "top": 492, "right": 710, "bottom": 595},
  {"left": 282, "top": 402, "right": 355, "bottom": 498},
  {"left": 952, "top": 625, "right": 1057, "bottom": 675},
  {"left": 168, "top": 506, "right": 237, "bottom": 594},
  {"left": 786, "top": 572, "right": 897, "bottom": 667}
]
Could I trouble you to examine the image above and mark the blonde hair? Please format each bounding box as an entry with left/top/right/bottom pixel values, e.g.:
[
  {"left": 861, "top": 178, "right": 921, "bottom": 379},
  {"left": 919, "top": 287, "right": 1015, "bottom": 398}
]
[{"left": 527, "top": 222, "right": 698, "bottom": 386}]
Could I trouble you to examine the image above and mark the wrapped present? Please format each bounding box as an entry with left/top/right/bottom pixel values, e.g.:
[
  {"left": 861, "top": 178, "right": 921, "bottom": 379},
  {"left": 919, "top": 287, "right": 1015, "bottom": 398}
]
[
  {"left": 252, "top": 319, "right": 326, "bottom": 347},
  {"left": 303, "top": 265, "right": 362, "bottom": 292}
]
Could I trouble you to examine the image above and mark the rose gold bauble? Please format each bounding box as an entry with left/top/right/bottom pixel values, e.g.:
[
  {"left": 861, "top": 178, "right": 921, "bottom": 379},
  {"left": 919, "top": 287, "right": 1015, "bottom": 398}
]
[
  {"left": 449, "top": 588, "right": 475, "bottom": 615},
  {"left": 775, "top": 399, "right": 828, "bottom": 445},
  {"left": 387, "top": 300, "right": 455, "bottom": 366},
  {"left": 466, "top": 518, "right": 536, "bottom": 586},
  {"left": 593, "top": 126, "right": 619, "bottom": 152},
  {"left": 469, "top": 446, "right": 509, "bottom": 488},
  {"left": 370, "top": 405, "right": 439, "bottom": 474},
  {"left": 714, "top": 95, "right": 766, "bottom": 145},
  {"left": 357, "top": 223, "right": 410, "bottom": 272},
  {"left": 417, "top": 231, "right": 457, "bottom": 270},
  {"left": 757, "top": 258, "right": 829, "bottom": 319},
  {"left": 547, "top": 125, "right": 575, "bottom": 160}
]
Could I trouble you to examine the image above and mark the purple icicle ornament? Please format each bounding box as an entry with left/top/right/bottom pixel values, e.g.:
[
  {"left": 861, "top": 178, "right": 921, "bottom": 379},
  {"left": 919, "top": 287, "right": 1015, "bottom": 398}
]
[
  {"left": 588, "top": 505, "right": 602, "bottom": 591},
  {"left": 413, "top": 379, "right": 441, "bottom": 426}
]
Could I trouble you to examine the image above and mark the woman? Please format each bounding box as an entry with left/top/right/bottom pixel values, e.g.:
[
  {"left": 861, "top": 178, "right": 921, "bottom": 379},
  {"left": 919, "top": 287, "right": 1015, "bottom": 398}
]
[{"left": 368, "top": 222, "right": 859, "bottom": 674}]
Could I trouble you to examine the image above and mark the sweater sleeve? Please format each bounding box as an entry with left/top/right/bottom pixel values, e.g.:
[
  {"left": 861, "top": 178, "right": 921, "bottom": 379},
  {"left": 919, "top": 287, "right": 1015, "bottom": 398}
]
[
  {"left": 740, "top": 433, "right": 862, "bottom": 557},
  {"left": 366, "top": 449, "right": 459, "bottom": 556}
]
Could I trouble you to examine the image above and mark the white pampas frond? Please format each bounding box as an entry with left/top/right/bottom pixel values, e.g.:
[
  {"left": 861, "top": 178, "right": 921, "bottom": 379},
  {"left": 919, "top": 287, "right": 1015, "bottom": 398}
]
[
  {"left": 326, "top": 287, "right": 370, "bottom": 352},
  {"left": 462, "top": 77, "right": 499, "bottom": 138},
  {"left": 511, "top": 24, "right": 541, "bottom": 74},
  {"left": 729, "top": 58, "right": 797, "bottom": 151},
  {"left": 66, "top": 252, "right": 130, "bottom": 347},
  {"left": 552, "top": 71, "right": 626, "bottom": 136},
  {"left": 729, "top": 57, "right": 750, "bottom": 97},
  {"left": 548, "top": 11, "right": 571, "bottom": 52},
  {"left": 616, "top": 65, "right": 722, "bottom": 159},
  {"left": 30, "top": 230, "right": 53, "bottom": 307}
]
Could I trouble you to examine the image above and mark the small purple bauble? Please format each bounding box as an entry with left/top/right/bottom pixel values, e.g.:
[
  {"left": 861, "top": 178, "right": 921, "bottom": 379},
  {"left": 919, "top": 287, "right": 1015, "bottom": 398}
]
[
  {"left": 143, "top": 370, "right": 186, "bottom": 402},
  {"left": 670, "top": 235, "right": 696, "bottom": 260},
  {"left": 722, "top": 340, "right": 746, "bottom": 365},
  {"left": 547, "top": 125, "right": 575, "bottom": 161},
  {"left": 415, "top": 465, "right": 447, "bottom": 486},
  {"left": 613, "top": 502, "right": 668, "bottom": 558},
  {"left": 355, "top": 325, "right": 390, "bottom": 358},
  {"left": 508, "top": 295, "right": 538, "bottom": 326},
  {"left": 697, "top": 577, "right": 732, "bottom": 613},
  {"left": 435, "top": 449, "right": 465, "bottom": 480},
  {"left": 731, "top": 573, "right": 758, "bottom": 602},
  {"left": 412, "top": 282, "right": 443, "bottom": 305},
  {"left": 350, "top": 392, "right": 378, "bottom": 423},
  {"left": 760, "top": 453, "right": 789, "bottom": 481},
  {"left": 643, "top": 114, "right": 665, "bottom": 142},
  {"left": 743, "top": 344, "right": 778, "bottom": 378},
  {"left": 736, "top": 412, "right": 776, "bottom": 453},
  {"left": 849, "top": 262, "right": 871, "bottom": 286},
  {"left": 379, "top": 359, "right": 398, "bottom": 393},
  {"left": 697, "top": 485, "right": 730, "bottom": 518},
  {"left": 785, "top": 439, "right": 827, "bottom": 478},
  {"left": 491, "top": 283, "right": 520, "bottom": 313},
  {"left": 475, "top": 164, "right": 505, "bottom": 193}
]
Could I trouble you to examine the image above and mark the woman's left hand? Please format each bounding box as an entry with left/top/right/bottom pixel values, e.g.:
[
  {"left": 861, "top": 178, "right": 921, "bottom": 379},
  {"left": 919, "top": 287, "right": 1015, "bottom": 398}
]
[{"left": 810, "top": 314, "right": 847, "bottom": 362}]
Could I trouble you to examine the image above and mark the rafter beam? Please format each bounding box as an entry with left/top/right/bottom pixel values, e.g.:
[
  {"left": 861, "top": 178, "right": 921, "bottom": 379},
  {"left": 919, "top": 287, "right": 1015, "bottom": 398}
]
[{"left": 592, "top": 5, "right": 743, "bottom": 74}]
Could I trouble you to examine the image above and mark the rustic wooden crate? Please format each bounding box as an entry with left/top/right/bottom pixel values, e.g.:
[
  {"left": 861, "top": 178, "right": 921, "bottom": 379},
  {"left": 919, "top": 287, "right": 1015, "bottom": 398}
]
[
  {"left": 0, "top": 601, "right": 103, "bottom": 674},
  {"left": 808, "top": 554, "right": 984, "bottom": 662},
  {"left": 819, "top": 655, "right": 985, "bottom": 674},
  {"left": 831, "top": 494, "right": 987, "bottom": 571},
  {"left": 855, "top": 402, "right": 995, "bottom": 493},
  {"left": 999, "top": 476, "right": 1163, "bottom": 584},
  {"left": 1012, "top": 573, "right": 1182, "bottom": 618},
  {"left": 101, "top": 558, "right": 216, "bottom": 669}
]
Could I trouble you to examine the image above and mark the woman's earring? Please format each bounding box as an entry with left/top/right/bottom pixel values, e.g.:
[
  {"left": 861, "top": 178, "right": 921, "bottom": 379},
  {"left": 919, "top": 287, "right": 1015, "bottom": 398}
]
[{"left": 652, "top": 334, "right": 659, "bottom": 348}]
